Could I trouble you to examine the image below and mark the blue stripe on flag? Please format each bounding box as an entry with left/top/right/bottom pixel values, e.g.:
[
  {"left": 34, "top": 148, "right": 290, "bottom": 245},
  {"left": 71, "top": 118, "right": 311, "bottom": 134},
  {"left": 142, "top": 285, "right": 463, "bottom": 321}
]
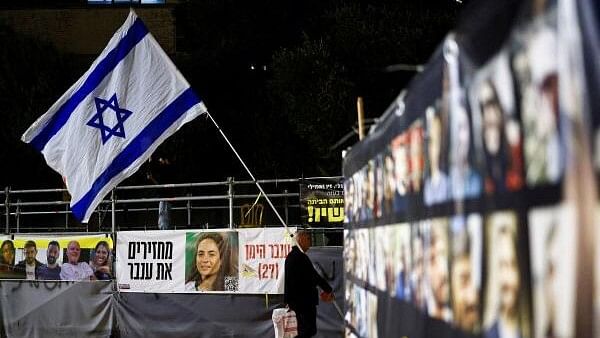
[
  {"left": 30, "top": 18, "right": 149, "bottom": 152},
  {"left": 71, "top": 88, "right": 202, "bottom": 221}
]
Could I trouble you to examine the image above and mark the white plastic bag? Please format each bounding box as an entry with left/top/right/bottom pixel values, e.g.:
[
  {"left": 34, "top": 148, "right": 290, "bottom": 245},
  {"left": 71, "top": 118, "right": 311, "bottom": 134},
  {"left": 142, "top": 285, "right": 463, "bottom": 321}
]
[{"left": 272, "top": 308, "right": 298, "bottom": 338}]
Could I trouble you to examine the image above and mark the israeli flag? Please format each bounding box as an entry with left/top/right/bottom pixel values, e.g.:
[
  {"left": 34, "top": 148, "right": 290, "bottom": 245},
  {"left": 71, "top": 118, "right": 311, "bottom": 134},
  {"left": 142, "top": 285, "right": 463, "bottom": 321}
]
[{"left": 21, "top": 10, "right": 207, "bottom": 222}]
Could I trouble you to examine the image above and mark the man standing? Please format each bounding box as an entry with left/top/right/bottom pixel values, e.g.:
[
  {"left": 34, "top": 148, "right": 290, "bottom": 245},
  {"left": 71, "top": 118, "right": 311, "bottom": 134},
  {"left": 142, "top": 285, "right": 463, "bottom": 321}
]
[
  {"left": 37, "top": 241, "right": 62, "bottom": 280},
  {"left": 16, "top": 240, "right": 45, "bottom": 280},
  {"left": 284, "top": 230, "right": 333, "bottom": 338}
]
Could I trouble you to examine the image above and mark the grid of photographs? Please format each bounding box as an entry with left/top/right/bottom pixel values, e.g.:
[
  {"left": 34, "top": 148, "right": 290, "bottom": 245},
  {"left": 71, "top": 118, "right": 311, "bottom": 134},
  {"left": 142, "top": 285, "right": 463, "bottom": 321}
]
[{"left": 343, "top": 2, "right": 597, "bottom": 337}]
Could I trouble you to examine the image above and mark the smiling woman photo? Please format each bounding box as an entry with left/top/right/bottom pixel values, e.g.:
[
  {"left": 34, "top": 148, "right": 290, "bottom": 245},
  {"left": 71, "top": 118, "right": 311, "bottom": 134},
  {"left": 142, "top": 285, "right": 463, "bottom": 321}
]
[
  {"left": 90, "top": 241, "right": 112, "bottom": 281},
  {"left": 185, "top": 232, "right": 237, "bottom": 291}
]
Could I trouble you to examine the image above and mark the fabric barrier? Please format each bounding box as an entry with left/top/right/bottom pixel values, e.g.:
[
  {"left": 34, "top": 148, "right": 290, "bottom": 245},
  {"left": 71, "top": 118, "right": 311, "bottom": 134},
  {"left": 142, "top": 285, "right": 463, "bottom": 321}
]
[
  {"left": 0, "top": 246, "right": 343, "bottom": 338},
  {"left": 0, "top": 280, "right": 114, "bottom": 338}
]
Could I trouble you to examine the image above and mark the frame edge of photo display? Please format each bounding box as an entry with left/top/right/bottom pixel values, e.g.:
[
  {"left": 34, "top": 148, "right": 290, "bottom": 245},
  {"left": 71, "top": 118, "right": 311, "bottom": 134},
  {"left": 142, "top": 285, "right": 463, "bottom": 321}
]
[{"left": 342, "top": 1, "right": 600, "bottom": 338}]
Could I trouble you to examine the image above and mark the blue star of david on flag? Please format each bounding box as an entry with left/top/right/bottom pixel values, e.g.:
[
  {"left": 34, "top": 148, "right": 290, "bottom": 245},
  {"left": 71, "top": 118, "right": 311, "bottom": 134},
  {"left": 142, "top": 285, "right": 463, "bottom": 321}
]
[{"left": 87, "top": 93, "right": 133, "bottom": 144}]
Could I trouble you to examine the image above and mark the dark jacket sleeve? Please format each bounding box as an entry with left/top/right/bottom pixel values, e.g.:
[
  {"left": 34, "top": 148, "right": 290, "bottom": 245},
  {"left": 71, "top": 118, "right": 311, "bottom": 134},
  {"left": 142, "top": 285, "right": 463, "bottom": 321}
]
[
  {"left": 284, "top": 247, "right": 333, "bottom": 310},
  {"left": 314, "top": 267, "right": 332, "bottom": 294}
]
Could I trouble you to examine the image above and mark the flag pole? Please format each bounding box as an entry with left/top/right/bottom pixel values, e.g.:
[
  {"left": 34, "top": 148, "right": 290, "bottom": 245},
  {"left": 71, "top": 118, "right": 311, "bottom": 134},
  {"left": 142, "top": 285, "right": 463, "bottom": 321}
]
[{"left": 205, "top": 111, "right": 290, "bottom": 231}]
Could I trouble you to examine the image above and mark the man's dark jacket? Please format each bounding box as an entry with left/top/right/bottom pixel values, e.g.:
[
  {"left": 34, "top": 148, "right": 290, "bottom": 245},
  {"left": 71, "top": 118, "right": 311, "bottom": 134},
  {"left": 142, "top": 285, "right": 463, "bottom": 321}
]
[
  {"left": 284, "top": 246, "right": 332, "bottom": 310},
  {"left": 15, "top": 259, "right": 45, "bottom": 278}
]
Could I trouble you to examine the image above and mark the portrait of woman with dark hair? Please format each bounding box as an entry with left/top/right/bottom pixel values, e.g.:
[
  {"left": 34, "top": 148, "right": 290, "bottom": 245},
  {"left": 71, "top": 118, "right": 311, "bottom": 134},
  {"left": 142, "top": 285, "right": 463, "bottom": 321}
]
[
  {"left": 0, "top": 240, "right": 15, "bottom": 273},
  {"left": 90, "top": 241, "right": 112, "bottom": 280},
  {"left": 185, "top": 232, "right": 238, "bottom": 292},
  {"left": 470, "top": 51, "right": 524, "bottom": 195},
  {"left": 483, "top": 212, "right": 530, "bottom": 338},
  {"left": 479, "top": 80, "right": 509, "bottom": 194}
]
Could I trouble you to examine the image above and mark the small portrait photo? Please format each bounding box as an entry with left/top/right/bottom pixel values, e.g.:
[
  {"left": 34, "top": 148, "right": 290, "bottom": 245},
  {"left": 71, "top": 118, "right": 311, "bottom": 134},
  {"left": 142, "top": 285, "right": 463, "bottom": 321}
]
[
  {"left": 483, "top": 211, "right": 531, "bottom": 338},
  {"left": 393, "top": 223, "right": 412, "bottom": 301},
  {"left": 367, "top": 227, "right": 378, "bottom": 288},
  {"left": 391, "top": 132, "right": 410, "bottom": 213},
  {"left": 382, "top": 147, "right": 396, "bottom": 218},
  {"left": 185, "top": 231, "right": 239, "bottom": 292},
  {"left": 411, "top": 221, "right": 428, "bottom": 312},
  {"left": 408, "top": 119, "right": 425, "bottom": 194},
  {"left": 355, "top": 168, "right": 367, "bottom": 223},
  {"left": 450, "top": 214, "right": 483, "bottom": 334},
  {"left": 374, "top": 225, "right": 388, "bottom": 292},
  {"left": 470, "top": 51, "right": 524, "bottom": 194},
  {"left": 425, "top": 218, "right": 452, "bottom": 323},
  {"left": 343, "top": 229, "right": 357, "bottom": 278},
  {"left": 529, "top": 205, "right": 576, "bottom": 338},
  {"left": 355, "top": 284, "right": 368, "bottom": 338},
  {"left": 511, "top": 21, "right": 563, "bottom": 186},
  {"left": 0, "top": 239, "right": 24, "bottom": 279},
  {"left": 344, "top": 176, "right": 355, "bottom": 224},
  {"left": 366, "top": 160, "right": 376, "bottom": 222},
  {"left": 375, "top": 155, "right": 385, "bottom": 219},
  {"left": 89, "top": 240, "right": 113, "bottom": 281},
  {"left": 354, "top": 228, "right": 370, "bottom": 282},
  {"left": 367, "top": 289, "right": 379, "bottom": 338},
  {"left": 345, "top": 280, "right": 357, "bottom": 334},
  {"left": 449, "top": 94, "right": 482, "bottom": 200},
  {"left": 424, "top": 103, "right": 450, "bottom": 206}
]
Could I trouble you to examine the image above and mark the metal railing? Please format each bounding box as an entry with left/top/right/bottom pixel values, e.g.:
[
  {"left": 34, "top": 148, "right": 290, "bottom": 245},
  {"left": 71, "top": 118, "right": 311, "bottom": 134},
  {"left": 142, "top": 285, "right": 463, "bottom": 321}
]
[{"left": 1, "top": 176, "right": 342, "bottom": 234}]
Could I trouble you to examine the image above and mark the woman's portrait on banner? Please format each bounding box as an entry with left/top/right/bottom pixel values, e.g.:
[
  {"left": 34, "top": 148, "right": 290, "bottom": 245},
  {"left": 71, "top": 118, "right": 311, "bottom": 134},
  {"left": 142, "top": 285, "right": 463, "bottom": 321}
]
[
  {"left": 483, "top": 211, "right": 531, "bottom": 338},
  {"left": 470, "top": 51, "right": 524, "bottom": 195},
  {"left": 90, "top": 240, "right": 113, "bottom": 281},
  {"left": 185, "top": 231, "right": 239, "bottom": 292},
  {"left": 529, "top": 205, "right": 576, "bottom": 338}
]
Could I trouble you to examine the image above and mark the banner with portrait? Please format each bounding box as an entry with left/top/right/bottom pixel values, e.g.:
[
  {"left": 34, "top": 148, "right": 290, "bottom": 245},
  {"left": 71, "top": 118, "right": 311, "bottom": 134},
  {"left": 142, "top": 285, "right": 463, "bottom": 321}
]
[
  {"left": 299, "top": 178, "right": 345, "bottom": 227},
  {"left": 0, "top": 233, "right": 113, "bottom": 281},
  {"left": 116, "top": 227, "right": 296, "bottom": 293}
]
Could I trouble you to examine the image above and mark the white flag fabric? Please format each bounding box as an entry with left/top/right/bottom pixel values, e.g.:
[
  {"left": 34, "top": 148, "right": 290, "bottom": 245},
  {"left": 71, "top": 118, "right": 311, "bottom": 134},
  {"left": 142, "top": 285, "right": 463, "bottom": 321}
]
[{"left": 21, "top": 10, "right": 207, "bottom": 222}]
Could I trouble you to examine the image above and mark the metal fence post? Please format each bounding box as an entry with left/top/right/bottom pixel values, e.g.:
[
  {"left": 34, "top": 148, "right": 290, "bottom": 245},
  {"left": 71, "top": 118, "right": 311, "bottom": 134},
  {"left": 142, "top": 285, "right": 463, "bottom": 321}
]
[
  {"left": 16, "top": 199, "right": 21, "bottom": 234},
  {"left": 284, "top": 189, "right": 289, "bottom": 225},
  {"left": 228, "top": 177, "right": 234, "bottom": 229},
  {"left": 187, "top": 193, "right": 192, "bottom": 226},
  {"left": 4, "top": 187, "right": 9, "bottom": 234},
  {"left": 111, "top": 189, "right": 116, "bottom": 234}
]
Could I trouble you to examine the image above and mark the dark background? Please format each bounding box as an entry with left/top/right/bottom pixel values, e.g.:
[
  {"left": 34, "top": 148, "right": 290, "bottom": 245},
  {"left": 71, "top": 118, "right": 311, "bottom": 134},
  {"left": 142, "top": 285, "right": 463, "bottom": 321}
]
[{"left": 0, "top": 0, "right": 464, "bottom": 189}]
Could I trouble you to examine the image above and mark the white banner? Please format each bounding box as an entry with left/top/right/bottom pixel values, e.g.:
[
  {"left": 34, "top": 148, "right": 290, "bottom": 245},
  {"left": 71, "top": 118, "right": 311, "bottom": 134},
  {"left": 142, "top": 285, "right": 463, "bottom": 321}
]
[
  {"left": 116, "top": 230, "right": 186, "bottom": 292},
  {"left": 116, "top": 227, "right": 295, "bottom": 293},
  {"left": 238, "top": 227, "right": 296, "bottom": 293}
]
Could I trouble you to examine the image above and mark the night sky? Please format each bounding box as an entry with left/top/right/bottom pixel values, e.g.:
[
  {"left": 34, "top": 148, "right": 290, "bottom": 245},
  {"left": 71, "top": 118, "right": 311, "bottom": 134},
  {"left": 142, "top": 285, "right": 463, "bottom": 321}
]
[{"left": 0, "top": 0, "right": 464, "bottom": 190}]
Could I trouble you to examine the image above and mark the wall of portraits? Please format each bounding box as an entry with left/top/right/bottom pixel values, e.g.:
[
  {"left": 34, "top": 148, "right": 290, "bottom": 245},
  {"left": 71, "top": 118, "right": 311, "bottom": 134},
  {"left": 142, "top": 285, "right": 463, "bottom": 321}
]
[{"left": 343, "top": 0, "right": 599, "bottom": 337}]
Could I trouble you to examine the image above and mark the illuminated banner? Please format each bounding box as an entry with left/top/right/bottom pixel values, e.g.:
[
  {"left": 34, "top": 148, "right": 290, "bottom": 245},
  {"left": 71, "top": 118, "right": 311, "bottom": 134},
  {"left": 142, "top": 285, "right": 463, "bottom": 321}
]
[
  {"left": 300, "top": 178, "right": 345, "bottom": 227},
  {"left": 0, "top": 234, "right": 113, "bottom": 281},
  {"left": 116, "top": 227, "right": 296, "bottom": 293}
]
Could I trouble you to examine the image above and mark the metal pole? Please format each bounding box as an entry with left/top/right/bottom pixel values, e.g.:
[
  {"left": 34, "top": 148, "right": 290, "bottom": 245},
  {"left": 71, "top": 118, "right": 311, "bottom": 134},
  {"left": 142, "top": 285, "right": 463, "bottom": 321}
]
[
  {"left": 16, "top": 199, "right": 21, "bottom": 233},
  {"left": 228, "top": 177, "right": 234, "bottom": 229},
  {"left": 284, "top": 189, "right": 289, "bottom": 225},
  {"left": 187, "top": 193, "right": 192, "bottom": 226},
  {"left": 207, "top": 112, "right": 289, "bottom": 231},
  {"left": 111, "top": 189, "right": 116, "bottom": 234},
  {"left": 4, "top": 187, "right": 9, "bottom": 234}
]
